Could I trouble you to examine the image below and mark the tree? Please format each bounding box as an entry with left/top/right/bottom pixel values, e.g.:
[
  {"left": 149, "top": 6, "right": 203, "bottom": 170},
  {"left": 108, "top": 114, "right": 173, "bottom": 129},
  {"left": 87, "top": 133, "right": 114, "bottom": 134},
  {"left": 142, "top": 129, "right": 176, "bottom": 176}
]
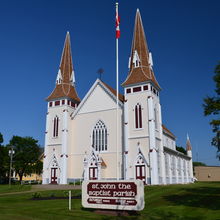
[
  {"left": 9, "top": 136, "right": 43, "bottom": 182},
  {"left": 0, "top": 133, "right": 9, "bottom": 183},
  {"left": 203, "top": 62, "right": 220, "bottom": 159},
  {"left": 0, "top": 133, "right": 3, "bottom": 145},
  {"left": 176, "top": 146, "right": 187, "bottom": 155},
  {"left": 193, "top": 161, "right": 206, "bottom": 167}
]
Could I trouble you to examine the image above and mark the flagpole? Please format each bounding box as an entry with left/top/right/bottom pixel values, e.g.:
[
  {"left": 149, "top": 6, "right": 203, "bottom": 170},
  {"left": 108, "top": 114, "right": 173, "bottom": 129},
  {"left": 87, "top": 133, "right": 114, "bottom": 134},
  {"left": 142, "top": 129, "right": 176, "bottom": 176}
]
[{"left": 116, "top": 2, "right": 119, "bottom": 180}]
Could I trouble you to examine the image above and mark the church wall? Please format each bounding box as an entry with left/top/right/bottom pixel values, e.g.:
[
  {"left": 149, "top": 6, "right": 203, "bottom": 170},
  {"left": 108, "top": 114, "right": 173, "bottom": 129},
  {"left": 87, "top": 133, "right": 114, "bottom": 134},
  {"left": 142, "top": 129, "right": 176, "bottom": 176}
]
[
  {"left": 46, "top": 105, "right": 65, "bottom": 145},
  {"left": 67, "top": 83, "right": 123, "bottom": 180},
  {"left": 126, "top": 137, "right": 150, "bottom": 181},
  {"left": 163, "top": 133, "right": 176, "bottom": 150},
  {"left": 126, "top": 89, "right": 150, "bottom": 138}
]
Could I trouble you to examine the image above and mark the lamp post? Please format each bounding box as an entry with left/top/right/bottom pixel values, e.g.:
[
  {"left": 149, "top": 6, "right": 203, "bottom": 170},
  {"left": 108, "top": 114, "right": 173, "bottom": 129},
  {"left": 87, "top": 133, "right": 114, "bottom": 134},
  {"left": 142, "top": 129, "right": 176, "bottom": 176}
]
[{"left": 8, "top": 147, "right": 15, "bottom": 186}]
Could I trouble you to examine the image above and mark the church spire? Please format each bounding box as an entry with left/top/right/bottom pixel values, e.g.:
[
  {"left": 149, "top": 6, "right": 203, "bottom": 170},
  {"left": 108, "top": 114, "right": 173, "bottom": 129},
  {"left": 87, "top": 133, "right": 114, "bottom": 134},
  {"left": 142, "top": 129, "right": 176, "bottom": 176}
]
[
  {"left": 122, "top": 9, "right": 160, "bottom": 89},
  {"left": 47, "top": 32, "right": 80, "bottom": 102}
]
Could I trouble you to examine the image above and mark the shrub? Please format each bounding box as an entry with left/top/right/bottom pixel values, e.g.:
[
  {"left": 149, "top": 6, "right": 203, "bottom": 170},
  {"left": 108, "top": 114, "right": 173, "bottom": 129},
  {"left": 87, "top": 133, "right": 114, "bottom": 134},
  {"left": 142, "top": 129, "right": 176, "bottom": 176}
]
[{"left": 32, "top": 192, "right": 41, "bottom": 199}]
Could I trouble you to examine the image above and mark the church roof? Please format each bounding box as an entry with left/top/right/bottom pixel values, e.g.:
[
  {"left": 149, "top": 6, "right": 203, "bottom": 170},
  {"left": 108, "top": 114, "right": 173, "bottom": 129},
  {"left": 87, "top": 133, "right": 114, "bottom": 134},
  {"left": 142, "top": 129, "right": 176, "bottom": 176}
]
[
  {"left": 162, "top": 124, "right": 176, "bottom": 139},
  {"left": 47, "top": 32, "right": 80, "bottom": 102},
  {"left": 101, "top": 81, "right": 124, "bottom": 102},
  {"left": 122, "top": 9, "right": 160, "bottom": 89}
]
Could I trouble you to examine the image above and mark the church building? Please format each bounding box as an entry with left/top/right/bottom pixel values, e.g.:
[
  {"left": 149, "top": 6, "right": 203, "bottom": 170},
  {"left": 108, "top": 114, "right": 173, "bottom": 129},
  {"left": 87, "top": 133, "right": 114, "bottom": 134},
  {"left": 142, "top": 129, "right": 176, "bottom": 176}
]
[{"left": 42, "top": 9, "right": 193, "bottom": 185}]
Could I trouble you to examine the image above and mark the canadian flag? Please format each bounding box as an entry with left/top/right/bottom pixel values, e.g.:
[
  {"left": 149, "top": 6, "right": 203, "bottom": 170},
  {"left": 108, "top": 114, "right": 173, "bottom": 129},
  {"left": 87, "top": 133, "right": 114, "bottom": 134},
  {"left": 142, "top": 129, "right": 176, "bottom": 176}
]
[{"left": 116, "top": 5, "right": 120, "bottom": 38}]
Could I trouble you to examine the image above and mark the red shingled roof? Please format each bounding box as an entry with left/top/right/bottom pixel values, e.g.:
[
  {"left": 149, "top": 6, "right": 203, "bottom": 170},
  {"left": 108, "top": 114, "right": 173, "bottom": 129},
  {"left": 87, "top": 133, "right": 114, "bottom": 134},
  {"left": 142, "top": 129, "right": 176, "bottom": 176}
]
[
  {"left": 101, "top": 81, "right": 124, "bottom": 103},
  {"left": 122, "top": 9, "right": 160, "bottom": 89},
  {"left": 162, "top": 124, "right": 176, "bottom": 139},
  {"left": 47, "top": 32, "right": 80, "bottom": 102}
]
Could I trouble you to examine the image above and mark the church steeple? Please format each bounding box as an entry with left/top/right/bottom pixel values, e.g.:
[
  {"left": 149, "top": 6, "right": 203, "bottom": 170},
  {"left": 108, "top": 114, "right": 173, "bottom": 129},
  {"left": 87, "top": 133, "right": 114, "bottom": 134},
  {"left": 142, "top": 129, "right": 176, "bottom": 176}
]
[
  {"left": 47, "top": 32, "right": 80, "bottom": 102},
  {"left": 122, "top": 9, "right": 160, "bottom": 89}
]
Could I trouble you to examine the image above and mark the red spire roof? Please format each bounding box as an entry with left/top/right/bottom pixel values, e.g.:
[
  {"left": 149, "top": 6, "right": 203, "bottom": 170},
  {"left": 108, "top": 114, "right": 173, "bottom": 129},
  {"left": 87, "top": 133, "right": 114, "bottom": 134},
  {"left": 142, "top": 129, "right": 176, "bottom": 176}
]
[
  {"left": 47, "top": 32, "right": 80, "bottom": 102},
  {"left": 122, "top": 9, "right": 160, "bottom": 89},
  {"left": 186, "top": 135, "right": 192, "bottom": 151}
]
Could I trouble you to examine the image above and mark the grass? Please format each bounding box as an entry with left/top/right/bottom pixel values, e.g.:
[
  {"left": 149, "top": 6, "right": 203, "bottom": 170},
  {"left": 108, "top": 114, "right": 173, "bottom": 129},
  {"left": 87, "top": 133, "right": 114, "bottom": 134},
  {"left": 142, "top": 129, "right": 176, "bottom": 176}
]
[
  {"left": 0, "top": 184, "right": 31, "bottom": 194},
  {"left": 0, "top": 182, "right": 220, "bottom": 220}
]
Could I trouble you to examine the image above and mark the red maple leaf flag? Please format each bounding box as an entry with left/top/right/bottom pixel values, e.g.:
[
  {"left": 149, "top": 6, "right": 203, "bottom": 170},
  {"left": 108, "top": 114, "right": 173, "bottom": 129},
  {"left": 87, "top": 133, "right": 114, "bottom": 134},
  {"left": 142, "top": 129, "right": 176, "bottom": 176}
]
[{"left": 116, "top": 3, "right": 120, "bottom": 38}]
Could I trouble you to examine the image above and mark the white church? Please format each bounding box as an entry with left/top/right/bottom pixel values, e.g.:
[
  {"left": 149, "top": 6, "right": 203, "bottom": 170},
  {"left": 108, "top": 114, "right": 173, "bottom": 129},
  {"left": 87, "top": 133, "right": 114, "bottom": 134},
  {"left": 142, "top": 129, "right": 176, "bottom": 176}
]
[{"left": 42, "top": 9, "right": 193, "bottom": 185}]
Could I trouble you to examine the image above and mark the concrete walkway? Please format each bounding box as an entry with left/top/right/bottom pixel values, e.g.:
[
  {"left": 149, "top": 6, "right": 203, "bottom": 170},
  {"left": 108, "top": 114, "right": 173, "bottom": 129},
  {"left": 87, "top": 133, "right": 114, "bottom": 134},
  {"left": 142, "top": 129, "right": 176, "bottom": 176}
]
[
  {"left": 0, "top": 184, "right": 82, "bottom": 197},
  {"left": 32, "top": 184, "right": 82, "bottom": 190}
]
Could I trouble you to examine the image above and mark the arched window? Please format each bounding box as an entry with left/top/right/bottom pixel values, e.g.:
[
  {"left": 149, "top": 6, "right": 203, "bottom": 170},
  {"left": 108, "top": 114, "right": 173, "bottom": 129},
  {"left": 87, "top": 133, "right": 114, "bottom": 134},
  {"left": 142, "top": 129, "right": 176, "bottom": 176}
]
[
  {"left": 92, "top": 120, "right": 107, "bottom": 151},
  {"left": 135, "top": 103, "right": 142, "bottom": 129},
  {"left": 53, "top": 116, "right": 59, "bottom": 137}
]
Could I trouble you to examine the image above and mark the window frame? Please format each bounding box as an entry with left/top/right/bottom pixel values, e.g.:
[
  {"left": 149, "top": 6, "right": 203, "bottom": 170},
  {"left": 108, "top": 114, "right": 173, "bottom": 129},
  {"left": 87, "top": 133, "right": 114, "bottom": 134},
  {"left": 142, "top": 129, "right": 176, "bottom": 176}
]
[{"left": 92, "top": 120, "right": 108, "bottom": 152}]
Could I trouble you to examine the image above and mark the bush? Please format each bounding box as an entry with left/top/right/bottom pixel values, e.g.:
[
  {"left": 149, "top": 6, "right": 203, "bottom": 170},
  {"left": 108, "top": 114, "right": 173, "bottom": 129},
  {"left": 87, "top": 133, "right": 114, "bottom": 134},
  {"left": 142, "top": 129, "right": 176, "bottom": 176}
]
[
  {"left": 32, "top": 192, "right": 41, "bottom": 199},
  {"left": 49, "top": 192, "right": 55, "bottom": 198}
]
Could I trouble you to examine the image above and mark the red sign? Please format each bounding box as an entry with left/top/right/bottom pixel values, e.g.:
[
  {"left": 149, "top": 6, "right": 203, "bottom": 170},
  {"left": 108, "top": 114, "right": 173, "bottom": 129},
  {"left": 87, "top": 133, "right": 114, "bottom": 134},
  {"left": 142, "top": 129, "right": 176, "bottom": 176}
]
[{"left": 82, "top": 180, "right": 145, "bottom": 211}]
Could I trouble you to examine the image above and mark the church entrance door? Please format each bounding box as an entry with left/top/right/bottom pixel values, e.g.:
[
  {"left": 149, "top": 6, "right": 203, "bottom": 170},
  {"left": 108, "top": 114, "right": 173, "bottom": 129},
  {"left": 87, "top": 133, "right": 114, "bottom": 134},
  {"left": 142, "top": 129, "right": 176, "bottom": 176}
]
[
  {"left": 89, "top": 167, "right": 98, "bottom": 180},
  {"left": 51, "top": 168, "right": 58, "bottom": 184},
  {"left": 136, "top": 165, "right": 146, "bottom": 183}
]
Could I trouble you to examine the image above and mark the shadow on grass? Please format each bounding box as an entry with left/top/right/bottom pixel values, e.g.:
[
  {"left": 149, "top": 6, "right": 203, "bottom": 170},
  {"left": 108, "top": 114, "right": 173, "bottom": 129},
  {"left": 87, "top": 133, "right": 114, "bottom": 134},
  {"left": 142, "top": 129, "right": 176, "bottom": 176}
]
[
  {"left": 163, "top": 186, "right": 220, "bottom": 210},
  {"left": 81, "top": 207, "right": 139, "bottom": 219}
]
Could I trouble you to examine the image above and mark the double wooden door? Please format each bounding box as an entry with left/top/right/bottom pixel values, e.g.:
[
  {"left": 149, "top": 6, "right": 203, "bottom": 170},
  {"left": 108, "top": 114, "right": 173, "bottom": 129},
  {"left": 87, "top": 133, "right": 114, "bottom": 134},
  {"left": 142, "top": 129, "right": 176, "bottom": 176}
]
[
  {"left": 89, "top": 167, "right": 98, "bottom": 180},
  {"left": 51, "top": 168, "right": 58, "bottom": 184},
  {"left": 136, "top": 165, "right": 146, "bottom": 183}
]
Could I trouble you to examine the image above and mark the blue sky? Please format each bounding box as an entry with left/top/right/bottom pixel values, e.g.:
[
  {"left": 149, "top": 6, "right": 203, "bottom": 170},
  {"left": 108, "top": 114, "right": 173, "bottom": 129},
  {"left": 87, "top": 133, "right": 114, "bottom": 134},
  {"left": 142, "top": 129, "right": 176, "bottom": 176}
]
[{"left": 0, "top": 0, "right": 219, "bottom": 165}]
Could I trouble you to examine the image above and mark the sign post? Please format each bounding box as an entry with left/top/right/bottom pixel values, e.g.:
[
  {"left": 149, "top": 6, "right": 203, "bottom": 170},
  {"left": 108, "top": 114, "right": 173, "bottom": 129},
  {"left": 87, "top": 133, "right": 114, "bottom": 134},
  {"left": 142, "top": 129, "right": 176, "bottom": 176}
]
[
  {"left": 82, "top": 180, "right": 144, "bottom": 211},
  {"left": 69, "top": 190, "right": 71, "bottom": 210}
]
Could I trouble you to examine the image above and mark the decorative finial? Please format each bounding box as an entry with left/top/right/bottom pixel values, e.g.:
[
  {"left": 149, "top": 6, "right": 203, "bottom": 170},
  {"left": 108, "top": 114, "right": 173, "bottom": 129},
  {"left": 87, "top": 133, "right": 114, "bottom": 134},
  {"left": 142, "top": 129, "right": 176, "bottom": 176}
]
[{"left": 97, "top": 68, "right": 104, "bottom": 80}]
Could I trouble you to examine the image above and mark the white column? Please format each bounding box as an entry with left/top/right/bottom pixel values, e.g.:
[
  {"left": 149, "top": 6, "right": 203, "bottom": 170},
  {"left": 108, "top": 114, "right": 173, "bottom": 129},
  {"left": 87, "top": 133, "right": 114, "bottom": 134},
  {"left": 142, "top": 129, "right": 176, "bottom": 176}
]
[
  {"left": 43, "top": 111, "right": 49, "bottom": 184},
  {"left": 98, "top": 160, "right": 102, "bottom": 180},
  {"left": 83, "top": 160, "right": 88, "bottom": 181},
  {"left": 168, "top": 154, "right": 172, "bottom": 184},
  {"left": 158, "top": 103, "right": 166, "bottom": 184},
  {"left": 175, "top": 156, "right": 179, "bottom": 184},
  {"left": 148, "top": 96, "right": 158, "bottom": 185},
  {"left": 187, "top": 150, "right": 193, "bottom": 182},
  {"left": 184, "top": 159, "right": 188, "bottom": 183},
  {"left": 60, "top": 108, "right": 68, "bottom": 184},
  {"left": 123, "top": 94, "right": 128, "bottom": 180},
  {"left": 181, "top": 158, "right": 184, "bottom": 183}
]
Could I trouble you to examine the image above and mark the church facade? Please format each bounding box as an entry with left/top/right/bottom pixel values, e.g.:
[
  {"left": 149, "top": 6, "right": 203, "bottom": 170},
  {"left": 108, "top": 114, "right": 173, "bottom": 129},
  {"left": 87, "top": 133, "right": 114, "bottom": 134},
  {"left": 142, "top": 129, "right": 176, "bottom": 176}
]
[{"left": 42, "top": 9, "right": 193, "bottom": 185}]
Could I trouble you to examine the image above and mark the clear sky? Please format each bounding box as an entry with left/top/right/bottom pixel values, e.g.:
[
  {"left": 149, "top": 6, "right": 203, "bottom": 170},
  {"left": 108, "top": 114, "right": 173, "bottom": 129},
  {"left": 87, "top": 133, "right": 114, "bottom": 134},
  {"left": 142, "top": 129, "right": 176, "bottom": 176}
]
[{"left": 0, "top": 0, "right": 219, "bottom": 165}]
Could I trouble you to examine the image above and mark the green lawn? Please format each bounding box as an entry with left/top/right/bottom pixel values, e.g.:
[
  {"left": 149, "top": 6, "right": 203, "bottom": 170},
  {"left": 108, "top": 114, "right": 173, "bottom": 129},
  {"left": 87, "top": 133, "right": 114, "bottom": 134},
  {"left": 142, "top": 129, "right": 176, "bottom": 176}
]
[
  {"left": 0, "top": 182, "right": 219, "bottom": 220},
  {"left": 0, "top": 184, "right": 31, "bottom": 194}
]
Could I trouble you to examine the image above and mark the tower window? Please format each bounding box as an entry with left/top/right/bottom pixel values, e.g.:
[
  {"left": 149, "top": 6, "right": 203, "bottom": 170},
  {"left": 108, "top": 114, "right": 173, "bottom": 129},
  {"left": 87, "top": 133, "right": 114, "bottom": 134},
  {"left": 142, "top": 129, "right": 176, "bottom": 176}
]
[
  {"left": 55, "top": 101, "right": 60, "bottom": 106},
  {"left": 143, "top": 85, "right": 148, "bottom": 91},
  {"left": 53, "top": 116, "right": 59, "bottom": 138},
  {"left": 126, "top": 88, "right": 131, "bottom": 94},
  {"left": 135, "top": 103, "right": 142, "bottom": 129},
  {"left": 133, "top": 87, "right": 141, "bottom": 93},
  {"left": 92, "top": 120, "right": 107, "bottom": 152},
  {"left": 49, "top": 102, "right": 53, "bottom": 107},
  {"left": 62, "top": 100, "right": 65, "bottom": 105}
]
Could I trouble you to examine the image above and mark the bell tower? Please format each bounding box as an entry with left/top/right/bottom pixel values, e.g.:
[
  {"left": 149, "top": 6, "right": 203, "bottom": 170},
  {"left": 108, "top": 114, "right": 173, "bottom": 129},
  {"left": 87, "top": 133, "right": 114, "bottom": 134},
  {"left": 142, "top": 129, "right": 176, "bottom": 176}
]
[
  {"left": 122, "top": 9, "right": 165, "bottom": 185},
  {"left": 43, "top": 32, "right": 80, "bottom": 184}
]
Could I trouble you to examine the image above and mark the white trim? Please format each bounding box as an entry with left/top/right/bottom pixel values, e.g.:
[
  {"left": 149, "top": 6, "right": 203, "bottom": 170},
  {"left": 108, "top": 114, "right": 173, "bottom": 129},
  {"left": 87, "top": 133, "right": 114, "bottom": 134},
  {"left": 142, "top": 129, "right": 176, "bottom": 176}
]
[
  {"left": 76, "top": 107, "right": 119, "bottom": 116},
  {"left": 128, "top": 135, "right": 149, "bottom": 139},
  {"left": 72, "top": 79, "right": 123, "bottom": 119}
]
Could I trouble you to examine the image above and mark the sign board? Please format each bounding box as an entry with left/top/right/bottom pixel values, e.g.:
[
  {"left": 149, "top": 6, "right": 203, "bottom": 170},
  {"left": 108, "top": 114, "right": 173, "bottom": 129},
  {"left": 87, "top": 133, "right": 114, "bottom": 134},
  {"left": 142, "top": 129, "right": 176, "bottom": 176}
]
[{"left": 82, "top": 180, "right": 145, "bottom": 211}]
